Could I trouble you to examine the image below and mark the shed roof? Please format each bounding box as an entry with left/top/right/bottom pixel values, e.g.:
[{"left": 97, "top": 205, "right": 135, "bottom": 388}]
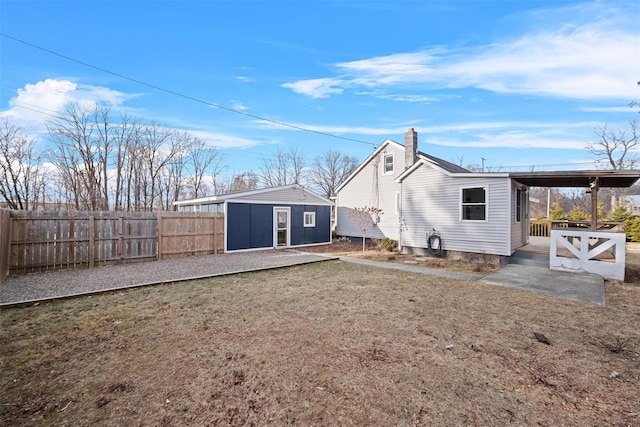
[
  {"left": 173, "top": 184, "right": 334, "bottom": 206},
  {"left": 509, "top": 170, "right": 640, "bottom": 188}
]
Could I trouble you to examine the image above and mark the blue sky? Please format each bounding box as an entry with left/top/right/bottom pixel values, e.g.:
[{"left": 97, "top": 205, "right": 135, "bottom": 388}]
[{"left": 1, "top": 0, "right": 639, "bottom": 177}]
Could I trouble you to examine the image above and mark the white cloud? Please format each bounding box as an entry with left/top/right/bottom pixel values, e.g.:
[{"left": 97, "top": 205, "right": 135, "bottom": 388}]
[
  {"left": 430, "top": 131, "right": 589, "bottom": 150},
  {"left": 355, "top": 91, "right": 439, "bottom": 103},
  {"left": 1, "top": 78, "right": 134, "bottom": 136},
  {"left": 578, "top": 106, "right": 638, "bottom": 113},
  {"left": 235, "top": 76, "right": 254, "bottom": 83},
  {"left": 445, "top": 26, "right": 637, "bottom": 99},
  {"left": 188, "top": 129, "right": 262, "bottom": 149},
  {"left": 1, "top": 79, "right": 267, "bottom": 151},
  {"left": 281, "top": 78, "right": 345, "bottom": 98},
  {"left": 230, "top": 100, "right": 248, "bottom": 111},
  {"left": 282, "top": 3, "right": 638, "bottom": 101}
]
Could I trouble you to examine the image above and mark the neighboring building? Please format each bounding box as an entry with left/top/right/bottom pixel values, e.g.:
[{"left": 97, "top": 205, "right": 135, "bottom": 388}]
[
  {"left": 335, "top": 128, "right": 528, "bottom": 259},
  {"left": 173, "top": 185, "right": 333, "bottom": 252},
  {"left": 622, "top": 195, "right": 640, "bottom": 216}
]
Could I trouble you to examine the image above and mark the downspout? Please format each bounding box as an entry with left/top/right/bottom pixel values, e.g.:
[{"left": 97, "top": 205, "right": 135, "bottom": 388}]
[{"left": 398, "top": 180, "right": 402, "bottom": 252}]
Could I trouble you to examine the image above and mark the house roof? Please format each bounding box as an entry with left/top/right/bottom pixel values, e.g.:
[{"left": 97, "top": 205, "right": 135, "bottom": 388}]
[
  {"left": 509, "top": 170, "right": 640, "bottom": 188},
  {"left": 173, "top": 184, "right": 334, "bottom": 206},
  {"left": 335, "top": 139, "right": 470, "bottom": 193},
  {"left": 418, "top": 151, "right": 470, "bottom": 174}
]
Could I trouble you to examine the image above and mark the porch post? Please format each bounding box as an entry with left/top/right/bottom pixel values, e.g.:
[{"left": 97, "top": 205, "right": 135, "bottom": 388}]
[{"left": 590, "top": 177, "right": 599, "bottom": 231}]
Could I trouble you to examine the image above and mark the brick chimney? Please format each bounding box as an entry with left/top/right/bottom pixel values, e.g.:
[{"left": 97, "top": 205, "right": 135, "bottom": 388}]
[{"left": 404, "top": 128, "right": 418, "bottom": 169}]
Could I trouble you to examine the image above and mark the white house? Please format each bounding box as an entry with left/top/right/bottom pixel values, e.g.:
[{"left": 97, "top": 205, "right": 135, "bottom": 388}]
[
  {"left": 335, "top": 128, "right": 525, "bottom": 260},
  {"left": 336, "top": 128, "right": 640, "bottom": 279}
]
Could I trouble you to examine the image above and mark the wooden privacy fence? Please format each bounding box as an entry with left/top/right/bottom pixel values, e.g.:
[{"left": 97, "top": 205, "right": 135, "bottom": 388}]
[
  {"left": 1, "top": 210, "right": 224, "bottom": 280},
  {"left": 158, "top": 212, "right": 224, "bottom": 260}
]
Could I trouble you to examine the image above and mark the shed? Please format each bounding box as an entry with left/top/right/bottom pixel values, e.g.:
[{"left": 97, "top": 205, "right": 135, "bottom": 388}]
[{"left": 173, "top": 185, "right": 333, "bottom": 252}]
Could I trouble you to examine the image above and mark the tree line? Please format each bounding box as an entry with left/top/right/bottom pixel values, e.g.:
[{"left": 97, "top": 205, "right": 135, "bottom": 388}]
[
  {"left": 0, "top": 103, "right": 358, "bottom": 211},
  {"left": 1, "top": 102, "right": 638, "bottom": 216}
]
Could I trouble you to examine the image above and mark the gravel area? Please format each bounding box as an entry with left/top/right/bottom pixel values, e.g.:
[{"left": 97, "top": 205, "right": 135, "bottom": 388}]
[{"left": 0, "top": 250, "right": 336, "bottom": 306}]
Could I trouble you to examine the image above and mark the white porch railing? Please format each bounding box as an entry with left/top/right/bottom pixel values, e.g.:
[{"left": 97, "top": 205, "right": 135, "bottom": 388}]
[{"left": 549, "top": 229, "right": 625, "bottom": 281}]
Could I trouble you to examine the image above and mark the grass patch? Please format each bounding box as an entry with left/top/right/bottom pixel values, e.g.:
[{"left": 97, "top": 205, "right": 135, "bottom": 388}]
[{"left": 2, "top": 261, "right": 639, "bottom": 426}]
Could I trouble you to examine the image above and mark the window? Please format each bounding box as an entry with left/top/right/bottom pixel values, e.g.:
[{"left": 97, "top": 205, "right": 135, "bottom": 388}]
[
  {"left": 383, "top": 154, "right": 394, "bottom": 174},
  {"left": 461, "top": 187, "right": 487, "bottom": 221},
  {"left": 304, "top": 211, "right": 316, "bottom": 227},
  {"left": 178, "top": 205, "right": 194, "bottom": 212}
]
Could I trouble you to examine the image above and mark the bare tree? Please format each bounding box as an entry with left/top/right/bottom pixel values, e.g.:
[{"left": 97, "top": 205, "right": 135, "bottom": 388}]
[
  {"left": 308, "top": 150, "right": 358, "bottom": 199},
  {"left": 348, "top": 206, "right": 384, "bottom": 251},
  {"left": 260, "top": 145, "right": 305, "bottom": 187},
  {"left": 47, "top": 103, "right": 115, "bottom": 210},
  {"left": 185, "top": 137, "right": 224, "bottom": 199},
  {"left": 588, "top": 120, "right": 639, "bottom": 170},
  {"left": 43, "top": 102, "right": 226, "bottom": 212},
  {"left": 213, "top": 171, "right": 259, "bottom": 194},
  {"left": 0, "top": 118, "right": 43, "bottom": 209},
  {"left": 109, "top": 113, "right": 142, "bottom": 211},
  {"left": 136, "top": 123, "right": 194, "bottom": 211}
]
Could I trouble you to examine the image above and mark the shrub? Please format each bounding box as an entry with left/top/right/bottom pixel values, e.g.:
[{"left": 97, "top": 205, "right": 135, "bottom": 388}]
[
  {"left": 380, "top": 238, "right": 398, "bottom": 252},
  {"left": 549, "top": 200, "right": 565, "bottom": 220}
]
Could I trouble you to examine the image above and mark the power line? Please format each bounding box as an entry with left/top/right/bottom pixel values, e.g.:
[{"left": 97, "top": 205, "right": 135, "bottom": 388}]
[
  {"left": 1, "top": 32, "right": 378, "bottom": 148},
  {"left": 11, "top": 100, "right": 610, "bottom": 170},
  {"left": 12, "top": 101, "right": 67, "bottom": 121}
]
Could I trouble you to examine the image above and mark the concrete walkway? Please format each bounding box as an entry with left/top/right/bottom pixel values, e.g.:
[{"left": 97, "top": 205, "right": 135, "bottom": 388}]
[
  {"left": 338, "top": 256, "right": 485, "bottom": 281},
  {"left": 479, "top": 264, "right": 605, "bottom": 306},
  {"left": 0, "top": 250, "right": 605, "bottom": 307},
  {"left": 336, "top": 256, "right": 605, "bottom": 306}
]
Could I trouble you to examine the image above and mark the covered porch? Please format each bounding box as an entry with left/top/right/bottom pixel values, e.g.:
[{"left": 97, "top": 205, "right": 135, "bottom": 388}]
[{"left": 510, "top": 170, "right": 640, "bottom": 281}]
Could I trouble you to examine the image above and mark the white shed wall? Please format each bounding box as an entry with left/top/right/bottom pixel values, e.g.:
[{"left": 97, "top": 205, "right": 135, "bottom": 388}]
[{"left": 400, "top": 164, "right": 512, "bottom": 256}]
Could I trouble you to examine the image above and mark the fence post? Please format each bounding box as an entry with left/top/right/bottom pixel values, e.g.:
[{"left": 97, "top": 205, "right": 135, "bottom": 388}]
[
  {"left": 213, "top": 215, "right": 217, "bottom": 254},
  {"left": 117, "top": 217, "right": 123, "bottom": 261},
  {"left": 157, "top": 213, "right": 163, "bottom": 261},
  {"left": 88, "top": 216, "right": 95, "bottom": 268},
  {"left": 1, "top": 210, "right": 12, "bottom": 282}
]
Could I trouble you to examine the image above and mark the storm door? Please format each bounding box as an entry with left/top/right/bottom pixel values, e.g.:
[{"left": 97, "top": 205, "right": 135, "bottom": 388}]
[{"left": 274, "top": 207, "right": 290, "bottom": 248}]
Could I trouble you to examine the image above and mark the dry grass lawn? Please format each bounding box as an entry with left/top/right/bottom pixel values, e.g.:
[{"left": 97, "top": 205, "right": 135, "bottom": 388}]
[{"left": 1, "top": 259, "right": 639, "bottom": 426}]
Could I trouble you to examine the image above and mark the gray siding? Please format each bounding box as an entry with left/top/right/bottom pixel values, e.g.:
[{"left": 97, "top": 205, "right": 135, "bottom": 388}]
[
  {"left": 336, "top": 144, "right": 406, "bottom": 240},
  {"left": 232, "top": 186, "right": 330, "bottom": 205},
  {"left": 400, "top": 164, "right": 512, "bottom": 256}
]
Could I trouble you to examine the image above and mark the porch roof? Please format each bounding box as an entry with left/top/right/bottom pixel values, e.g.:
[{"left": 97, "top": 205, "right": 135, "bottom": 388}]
[{"left": 509, "top": 170, "right": 640, "bottom": 188}]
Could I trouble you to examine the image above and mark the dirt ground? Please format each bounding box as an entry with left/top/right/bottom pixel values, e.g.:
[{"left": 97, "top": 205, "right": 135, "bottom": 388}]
[
  {"left": 306, "top": 239, "right": 640, "bottom": 279},
  {"left": 1, "top": 254, "right": 639, "bottom": 426},
  {"left": 303, "top": 239, "right": 501, "bottom": 275}
]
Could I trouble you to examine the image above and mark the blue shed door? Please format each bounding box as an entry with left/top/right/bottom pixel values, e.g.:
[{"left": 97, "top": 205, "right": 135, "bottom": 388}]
[{"left": 274, "top": 207, "right": 290, "bottom": 248}]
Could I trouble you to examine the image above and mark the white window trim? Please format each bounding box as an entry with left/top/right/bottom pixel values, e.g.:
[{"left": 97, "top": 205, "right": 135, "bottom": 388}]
[
  {"left": 515, "top": 188, "right": 523, "bottom": 223},
  {"left": 304, "top": 211, "right": 316, "bottom": 227},
  {"left": 383, "top": 153, "right": 394, "bottom": 174},
  {"left": 460, "top": 186, "right": 488, "bottom": 222}
]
